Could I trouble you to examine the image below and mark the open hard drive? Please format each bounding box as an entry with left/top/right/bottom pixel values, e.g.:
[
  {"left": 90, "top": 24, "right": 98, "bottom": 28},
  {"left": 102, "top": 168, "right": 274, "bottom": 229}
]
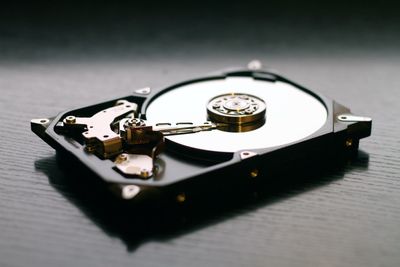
[{"left": 31, "top": 63, "right": 372, "bottom": 203}]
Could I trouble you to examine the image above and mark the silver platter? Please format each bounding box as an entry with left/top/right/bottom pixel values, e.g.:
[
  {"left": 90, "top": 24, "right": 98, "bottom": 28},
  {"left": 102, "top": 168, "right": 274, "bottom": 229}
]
[{"left": 146, "top": 77, "right": 327, "bottom": 153}]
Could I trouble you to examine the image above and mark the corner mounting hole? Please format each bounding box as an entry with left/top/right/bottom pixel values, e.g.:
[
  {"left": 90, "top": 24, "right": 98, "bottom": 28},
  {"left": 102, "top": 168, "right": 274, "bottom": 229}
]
[
  {"left": 40, "top": 119, "right": 47, "bottom": 123},
  {"left": 103, "top": 135, "right": 109, "bottom": 138}
]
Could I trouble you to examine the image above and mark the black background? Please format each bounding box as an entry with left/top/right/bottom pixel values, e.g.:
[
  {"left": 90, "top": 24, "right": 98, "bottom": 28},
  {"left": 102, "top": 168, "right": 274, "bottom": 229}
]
[{"left": 1, "top": 1, "right": 400, "bottom": 267}]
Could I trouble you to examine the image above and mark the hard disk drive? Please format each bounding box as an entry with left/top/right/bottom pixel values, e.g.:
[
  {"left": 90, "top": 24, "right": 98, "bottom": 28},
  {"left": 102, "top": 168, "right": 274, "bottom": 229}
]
[{"left": 31, "top": 63, "right": 372, "bottom": 203}]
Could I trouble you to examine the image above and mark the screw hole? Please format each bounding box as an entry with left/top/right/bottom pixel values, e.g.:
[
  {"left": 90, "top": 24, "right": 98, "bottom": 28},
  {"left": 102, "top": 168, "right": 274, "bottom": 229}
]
[
  {"left": 103, "top": 135, "right": 109, "bottom": 138},
  {"left": 40, "top": 119, "right": 47, "bottom": 123}
]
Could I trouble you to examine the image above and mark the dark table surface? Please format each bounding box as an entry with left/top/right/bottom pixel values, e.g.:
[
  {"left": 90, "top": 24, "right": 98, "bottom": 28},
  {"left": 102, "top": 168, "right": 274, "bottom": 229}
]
[{"left": 1, "top": 2, "right": 399, "bottom": 267}]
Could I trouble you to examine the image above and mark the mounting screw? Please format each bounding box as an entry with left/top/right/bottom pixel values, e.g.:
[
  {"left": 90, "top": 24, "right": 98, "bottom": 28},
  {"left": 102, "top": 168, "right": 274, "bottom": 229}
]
[
  {"left": 139, "top": 168, "right": 151, "bottom": 178},
  {"left": 176, "top": 193, "right": 186, "bottom": 203},
  {"left": 345, "top": 138, "right": 353, "bottom": 147},
  {"left": 250, "top": 169, "right": 259, "bottom": 178},
  {"left": 128, "top": 118, "right": 145, "bottom": 127},
  {"left": 65, "top": 116, "right": 76, "bottom": 124},
  {"left": 118, "top": 153, "right": 128, "bottom": 161}
]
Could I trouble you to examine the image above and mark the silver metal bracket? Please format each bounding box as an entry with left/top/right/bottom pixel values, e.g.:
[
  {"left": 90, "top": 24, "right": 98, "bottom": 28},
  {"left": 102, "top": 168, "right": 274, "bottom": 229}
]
[
  {"left": 240, "top": 151, "right": 258, "bottom": 160},
  {"left": 114, "top": 153, "right": 154, "bottom": 178},
  {"left": 134, "top": 87, "right": 151, "bottom": 95},
  {"left": 337, "top": 114, "right": 372, "bottom": 122}
]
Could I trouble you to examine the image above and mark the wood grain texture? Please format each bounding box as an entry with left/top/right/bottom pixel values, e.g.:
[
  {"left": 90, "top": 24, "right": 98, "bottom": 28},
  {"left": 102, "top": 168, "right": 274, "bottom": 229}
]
[{"left": 1, "top": 2, "right": 400, "bottom": 267}]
